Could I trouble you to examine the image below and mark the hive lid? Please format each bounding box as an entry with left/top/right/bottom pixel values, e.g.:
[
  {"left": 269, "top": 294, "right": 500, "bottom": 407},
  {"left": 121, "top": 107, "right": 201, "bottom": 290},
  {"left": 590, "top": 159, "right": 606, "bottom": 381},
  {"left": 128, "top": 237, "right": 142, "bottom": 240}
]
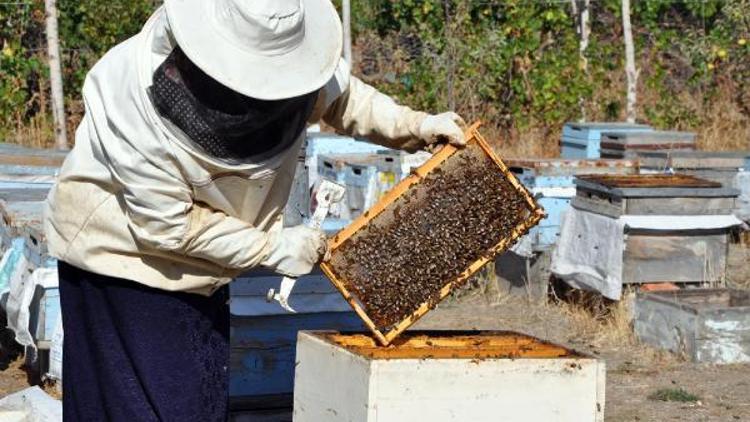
[
  {"left": 565, "top": 122, "right": 652, "bottom": 130},
  {"left": 600, "top": 131, "right": 696, "bottom": 151},
  {"left": 321, "top": 123, "right": 544, "bottom": 346},
  {"left": 575, "top": 174, "right": 740, "bottom": 198},
  {"left": 507, "top": 158, "right": 638, "bottom": 177},
  {"left": 635, "top": 150, "right": 750, "bottom": 170},
  {"left": 638, "top": 289, "right": 750, "bottom": 313}
]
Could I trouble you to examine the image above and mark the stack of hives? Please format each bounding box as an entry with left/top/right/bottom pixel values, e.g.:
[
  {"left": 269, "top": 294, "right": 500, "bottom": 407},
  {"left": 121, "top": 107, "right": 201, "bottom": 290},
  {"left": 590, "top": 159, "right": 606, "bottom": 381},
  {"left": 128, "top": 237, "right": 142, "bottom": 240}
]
[
  {"left": 496, "top": 158, "right": 638, "bottom": 300},
  {"left": 600, "top": 131, "right": 696, "bottom": 159},
  {"left": 551, "top": 174, "right": 742, "bottom": 299},
  {"left": 560, "top": 122, "right": 653, "bottom": 159},
  {"left": 0, "top": 143, "right": 66, "bottom": 380},
  {"left": 634, "top": 150, "right": 750, "bottom": 223},
  {"left": 315, "top": 147, "right": 431, "bottom": 231}
]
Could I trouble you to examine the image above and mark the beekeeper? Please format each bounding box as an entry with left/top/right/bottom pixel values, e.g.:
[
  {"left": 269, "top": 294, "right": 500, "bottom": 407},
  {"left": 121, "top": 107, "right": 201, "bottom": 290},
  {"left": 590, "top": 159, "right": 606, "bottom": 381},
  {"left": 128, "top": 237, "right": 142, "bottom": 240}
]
[{"left": 44, "top": 0, "right": 464, "bottom": 420}]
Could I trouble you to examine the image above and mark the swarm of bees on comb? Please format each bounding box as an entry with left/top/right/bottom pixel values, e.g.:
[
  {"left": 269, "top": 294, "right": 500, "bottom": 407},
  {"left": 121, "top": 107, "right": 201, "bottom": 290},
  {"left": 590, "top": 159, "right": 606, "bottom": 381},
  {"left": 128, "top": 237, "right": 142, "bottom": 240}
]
[{"left": 327, "top": 141, "right": 535, "bottom": 331}]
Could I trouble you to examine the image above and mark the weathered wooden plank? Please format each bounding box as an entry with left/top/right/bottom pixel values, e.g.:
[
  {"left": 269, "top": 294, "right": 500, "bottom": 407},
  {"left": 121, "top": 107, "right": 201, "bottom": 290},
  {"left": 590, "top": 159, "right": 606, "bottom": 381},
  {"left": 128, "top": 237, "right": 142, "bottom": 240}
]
[
  {"left": 229, "top": 312, "right": 365, "bottom": 399},
  {"left": 623, "top": 231, "right": 729, "bottom": 284},
  {"left": 571, "top": 196, "right": 624, "bottom": 218},
  {"left": 639, "top": 154, "right": 748, "bottom": 170},
  {"left": 625, "top": 197, "right": 736, "bottom": 215},
  {"left": 635, "top": 289, "right": 750, "bottom": 363}
]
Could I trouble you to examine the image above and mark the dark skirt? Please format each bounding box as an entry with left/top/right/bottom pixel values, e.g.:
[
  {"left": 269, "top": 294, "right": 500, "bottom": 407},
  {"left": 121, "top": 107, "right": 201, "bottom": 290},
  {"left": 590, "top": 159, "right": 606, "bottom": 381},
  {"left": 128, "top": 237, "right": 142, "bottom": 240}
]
[{"left": 58, "top": 261, "right": 230, "bottom": 422}]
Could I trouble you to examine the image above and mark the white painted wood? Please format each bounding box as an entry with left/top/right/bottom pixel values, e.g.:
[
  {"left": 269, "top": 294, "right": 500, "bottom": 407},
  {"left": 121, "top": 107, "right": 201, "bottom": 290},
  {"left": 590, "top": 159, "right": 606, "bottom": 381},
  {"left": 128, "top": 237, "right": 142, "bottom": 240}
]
[
  {"left": 293, "top": 333, "right": 373, "bottom": 421},
  {"left": 44, "top": 0, "right": 68, "bottom": 149},
  {"left": 294, "top": 332, "right": 606, "bottom": 422},
  {"left": 621, "top": 0, "right": 638, "bottom": 123}
]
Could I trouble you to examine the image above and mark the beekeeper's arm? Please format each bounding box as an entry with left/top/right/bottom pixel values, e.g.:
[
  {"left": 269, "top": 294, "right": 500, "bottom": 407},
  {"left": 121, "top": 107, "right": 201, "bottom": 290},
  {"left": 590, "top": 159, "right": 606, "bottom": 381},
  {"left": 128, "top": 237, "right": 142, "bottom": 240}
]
[
  {"left": 316, "top": 60, "right": 466, "bottom": 153},
  {"left": 86, "top": 98, "right": 323, "bottom": 277}
]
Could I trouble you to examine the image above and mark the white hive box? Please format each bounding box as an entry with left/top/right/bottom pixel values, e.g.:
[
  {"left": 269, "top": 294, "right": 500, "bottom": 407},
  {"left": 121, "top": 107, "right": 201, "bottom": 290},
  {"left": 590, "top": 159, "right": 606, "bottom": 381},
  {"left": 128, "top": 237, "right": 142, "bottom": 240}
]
[{"left": 294, "top": 331, "right": 606, "bottom": 422}]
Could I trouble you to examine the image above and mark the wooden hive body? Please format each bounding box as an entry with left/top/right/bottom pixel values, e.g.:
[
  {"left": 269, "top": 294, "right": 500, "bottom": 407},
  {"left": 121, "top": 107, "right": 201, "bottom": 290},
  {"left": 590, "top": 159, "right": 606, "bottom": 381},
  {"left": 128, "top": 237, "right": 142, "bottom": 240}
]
[
  {"left": 572, "top": 174, "right": 739, "bottom": 217},
  {"left": 294, "top": 331, "right": 606, "bottom": 422}
]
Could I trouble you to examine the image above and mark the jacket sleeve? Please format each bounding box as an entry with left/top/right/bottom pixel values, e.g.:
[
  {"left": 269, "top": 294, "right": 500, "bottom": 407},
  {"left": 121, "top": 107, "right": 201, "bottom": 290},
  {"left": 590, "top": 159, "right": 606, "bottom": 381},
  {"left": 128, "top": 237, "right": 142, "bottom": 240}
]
[
  {"left": 318, "top": 61, "right": 430, "bottom": 153},
  {"left": 85, "top": 95, "right": 274, "bottom": 271}
]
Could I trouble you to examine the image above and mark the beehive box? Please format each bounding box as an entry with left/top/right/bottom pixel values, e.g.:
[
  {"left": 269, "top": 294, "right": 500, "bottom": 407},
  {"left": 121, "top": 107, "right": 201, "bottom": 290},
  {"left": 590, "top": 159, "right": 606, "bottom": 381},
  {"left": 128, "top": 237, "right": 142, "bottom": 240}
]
[
  {"left": 507, "top": 158, "right": 638, "bottom": 250},
  {"left": 0, "top": 187, "right": 51, "bottom": 251},
  {"left": 318, "top": 153, "right": 402, "bottom": 220},
  {"left": 321, "top": 125, "right": 544, "bottom": 345},
  {"left": 572, "top": 174, "right": 739, "bottom": 217},
  {"left": 305, "top": 132, "right": 387, "bottom": 188},
  {"left": 571, "top": 174, "right": 739, "bottom": 284},
  {"left": 600, "top": 131, "right": 696, "bottom": 158},
  {"left": 294, "top": 331, "right": 606, "bottom": 422},
  {"left": 635, "top": 289, "right": 750, "bottom": 363},
  {"left": 560, "top": 122, "right": 652, "bottom": 159}
]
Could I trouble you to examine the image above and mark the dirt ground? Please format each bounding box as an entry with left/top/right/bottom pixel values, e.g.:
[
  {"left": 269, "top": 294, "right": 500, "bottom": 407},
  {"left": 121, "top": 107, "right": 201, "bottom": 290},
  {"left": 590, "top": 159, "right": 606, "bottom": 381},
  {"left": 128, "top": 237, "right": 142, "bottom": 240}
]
[
  {"left": 417, "top": 295, "right": 750, "bottom": 421},
  {"left": 416, "top": 241, "right": 750, "bottom": 421},
  {"left": 2, "top": 243, "right": 749, "bottom": 421}
]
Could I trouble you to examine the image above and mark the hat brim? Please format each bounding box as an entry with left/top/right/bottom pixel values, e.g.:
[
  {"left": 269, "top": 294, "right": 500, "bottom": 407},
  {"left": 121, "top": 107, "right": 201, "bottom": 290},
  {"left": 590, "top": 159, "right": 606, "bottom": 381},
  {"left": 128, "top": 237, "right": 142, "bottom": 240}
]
[{"left": 165, "top": 0, "right": 343, "bottom": 100}]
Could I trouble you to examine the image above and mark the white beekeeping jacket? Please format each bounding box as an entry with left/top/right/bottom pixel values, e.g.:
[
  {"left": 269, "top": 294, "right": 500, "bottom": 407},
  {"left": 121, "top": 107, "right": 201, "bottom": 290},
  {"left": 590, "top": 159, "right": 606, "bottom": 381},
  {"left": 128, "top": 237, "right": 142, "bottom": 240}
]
[{"left": 44, "top": 7, "right": 430, "bottom": 295}]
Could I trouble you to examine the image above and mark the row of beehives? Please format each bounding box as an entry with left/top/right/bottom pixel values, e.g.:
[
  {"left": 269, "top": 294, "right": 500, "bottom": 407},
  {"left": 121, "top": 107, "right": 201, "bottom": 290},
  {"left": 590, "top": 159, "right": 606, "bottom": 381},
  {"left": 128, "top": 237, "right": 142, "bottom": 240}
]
[
  {"left": 1, "top": 126, "right": 747, "bottom": 400},
  {"left": 0, "top": 143, "right": 66, "bottom": 383},
  {"left": 525, "top": 122, "right": 748, "bottom": 250},
  {"left": 307, "top": 125, "right": 749, "bottom": 304},
  {"left": 312, "top": 124, "right": 748, "bottom": 248},
  {"left": 510, "top": 122, "right": 750, "bottom": 366}
]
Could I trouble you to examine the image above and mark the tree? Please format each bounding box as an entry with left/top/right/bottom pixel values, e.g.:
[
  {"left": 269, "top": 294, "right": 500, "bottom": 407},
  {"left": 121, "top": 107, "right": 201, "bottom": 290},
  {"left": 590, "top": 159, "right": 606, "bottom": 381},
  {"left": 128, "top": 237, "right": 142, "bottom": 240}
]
[
  {"left": 622, "top": 0, "right": 637, "bottom": 123},
  {"left": 45, "top": 0, "right": 68, "bottom": 149}
]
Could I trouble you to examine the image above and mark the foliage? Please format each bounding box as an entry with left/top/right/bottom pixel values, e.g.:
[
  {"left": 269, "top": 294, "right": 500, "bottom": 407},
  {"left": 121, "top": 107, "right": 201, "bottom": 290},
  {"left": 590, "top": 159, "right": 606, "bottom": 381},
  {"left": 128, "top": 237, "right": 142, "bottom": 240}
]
[
  {"left": 0, "top": 0, "right": 157, "bottom": 141},
  {"left": 352, "top": 0, "right": 750, "bottom": 152},
  {"left": 1, "top": 0, "right": 749, "bottom": 151},
  {"left": 648, "top": 387, "right": 701, "bottom": 403}
]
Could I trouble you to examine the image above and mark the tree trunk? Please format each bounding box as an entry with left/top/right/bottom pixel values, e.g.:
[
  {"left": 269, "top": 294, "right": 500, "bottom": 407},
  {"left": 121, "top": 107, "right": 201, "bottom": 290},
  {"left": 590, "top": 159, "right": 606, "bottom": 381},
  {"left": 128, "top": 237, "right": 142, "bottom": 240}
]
[
  {"left": 342, "top": 0, "right": 352, "bottom": 65},
  {"left": 579, "top": 0, "right": 590, "bottom": 121},
  {"left": 444, "top": 0, "right": 455, "bottom": 110},
  {"left": 622, "top": 0, "right": 638, "bottom": 123},
  {"left": 45, "top": 0, "right": 68, "bottom": 149}
]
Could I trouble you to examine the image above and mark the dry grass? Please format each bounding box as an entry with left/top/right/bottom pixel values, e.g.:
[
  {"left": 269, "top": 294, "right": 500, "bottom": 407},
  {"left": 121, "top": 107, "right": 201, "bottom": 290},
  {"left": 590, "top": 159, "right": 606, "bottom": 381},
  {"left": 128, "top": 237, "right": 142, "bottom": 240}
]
[
  {"left": 6, "top": 113, "right": 55, "bottom": 149},
  {"left": 696, "top": 92, "right": 750, "bottom": 151},
  {"left": 552, "top": 290, "right": 637, "bottom": 348}
]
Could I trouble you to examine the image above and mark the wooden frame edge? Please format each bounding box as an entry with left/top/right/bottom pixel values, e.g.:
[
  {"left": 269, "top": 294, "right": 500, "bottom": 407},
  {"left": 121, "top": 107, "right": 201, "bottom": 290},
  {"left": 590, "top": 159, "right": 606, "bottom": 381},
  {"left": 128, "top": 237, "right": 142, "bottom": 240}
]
[{"left": 322, "top": 121, "right": 543, "bottom": 346}]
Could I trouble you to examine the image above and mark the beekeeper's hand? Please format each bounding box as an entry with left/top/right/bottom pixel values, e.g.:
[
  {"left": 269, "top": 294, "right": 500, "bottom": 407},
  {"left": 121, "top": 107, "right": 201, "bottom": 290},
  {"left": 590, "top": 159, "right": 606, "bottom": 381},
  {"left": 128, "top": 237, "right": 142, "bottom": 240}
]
[
  {"left": 262, "top": 226, "right": 328, "bottom": 277},
  {"left": 418, "top": 112, "right": 467, "bottom": 148}
]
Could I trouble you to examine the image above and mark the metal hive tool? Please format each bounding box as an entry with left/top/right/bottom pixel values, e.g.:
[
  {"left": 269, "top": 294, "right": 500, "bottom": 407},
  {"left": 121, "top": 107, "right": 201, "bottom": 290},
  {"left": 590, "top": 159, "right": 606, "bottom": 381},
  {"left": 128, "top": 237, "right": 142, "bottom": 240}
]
[{"left": 321, "top": 123, "right": 544, "bottom": 345}]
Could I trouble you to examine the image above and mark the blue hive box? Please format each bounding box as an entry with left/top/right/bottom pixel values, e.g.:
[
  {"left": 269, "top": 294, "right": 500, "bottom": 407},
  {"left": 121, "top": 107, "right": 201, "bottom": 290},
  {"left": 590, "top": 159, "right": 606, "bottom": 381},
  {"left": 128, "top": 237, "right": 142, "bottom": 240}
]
[
  {"left": 305, "top": 132, "right": 387, "bottom": 189},
  {"left": 229, "top": 268, "right": 361, "bottom": 404},
  {"left": 561, "top": 122, "right": 652, "bottom": 159}
]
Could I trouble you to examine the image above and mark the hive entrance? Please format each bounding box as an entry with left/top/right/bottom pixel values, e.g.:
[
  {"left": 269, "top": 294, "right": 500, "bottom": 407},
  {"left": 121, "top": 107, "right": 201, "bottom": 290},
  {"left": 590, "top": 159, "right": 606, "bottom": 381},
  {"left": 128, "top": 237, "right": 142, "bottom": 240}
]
[{"left": 322, "top": 125, "right": 543, "bottom": 345}]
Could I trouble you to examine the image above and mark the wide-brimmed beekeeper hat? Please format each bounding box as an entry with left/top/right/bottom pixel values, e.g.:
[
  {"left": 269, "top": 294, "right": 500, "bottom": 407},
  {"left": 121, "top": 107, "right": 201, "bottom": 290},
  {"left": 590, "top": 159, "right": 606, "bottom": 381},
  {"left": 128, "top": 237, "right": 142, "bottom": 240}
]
[{"left": 164, "top": 0, "right": 342, "bottom": 100}]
